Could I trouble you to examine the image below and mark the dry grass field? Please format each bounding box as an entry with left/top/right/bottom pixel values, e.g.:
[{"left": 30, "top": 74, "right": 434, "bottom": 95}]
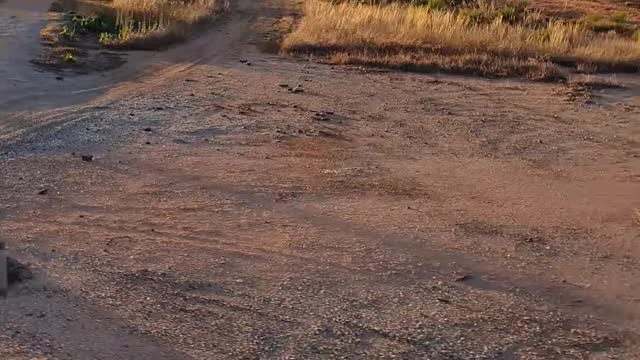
[{"left": 282, "top": 0, "right": 640, "bottom": 79}]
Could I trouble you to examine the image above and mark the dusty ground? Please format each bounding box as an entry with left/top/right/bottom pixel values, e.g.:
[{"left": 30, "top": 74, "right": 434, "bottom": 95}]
[
  {"left": 1, "top": 0, "right": 640, "bottom": 359},
  {"left": 530, "top": 0, "right": 640, "bottom": 22}
]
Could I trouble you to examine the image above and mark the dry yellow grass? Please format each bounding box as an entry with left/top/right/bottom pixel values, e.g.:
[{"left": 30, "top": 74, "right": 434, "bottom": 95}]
[
  {"left": 105, "top": 0, "right": 227, "bottom": 48},
  {"left": 110, "top": 0, "right": 223, "bottom": 26},
  {"left": 282, "top": 0, "right": 640, "bottom": 78}
]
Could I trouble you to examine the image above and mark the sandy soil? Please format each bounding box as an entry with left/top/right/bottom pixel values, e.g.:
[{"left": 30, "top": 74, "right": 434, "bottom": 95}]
[{"left": 1, "top": 0, "right": 640, "bottom": 358}]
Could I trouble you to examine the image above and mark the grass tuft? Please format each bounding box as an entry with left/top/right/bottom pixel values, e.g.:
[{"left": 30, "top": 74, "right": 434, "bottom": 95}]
[{"left": 63, "top": 52, "right": 78, "bottom": 63}]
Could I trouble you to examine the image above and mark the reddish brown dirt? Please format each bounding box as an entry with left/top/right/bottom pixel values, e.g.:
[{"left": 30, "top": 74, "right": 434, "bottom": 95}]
[
  {"left": 1, "top": 0, "right": 640, "bottom": 358},
  {"left": 530, "top": 0, "right": 640, "bottom": 22}
]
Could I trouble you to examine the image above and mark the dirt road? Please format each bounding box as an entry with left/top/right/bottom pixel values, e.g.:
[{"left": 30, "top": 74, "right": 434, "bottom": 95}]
[{"left": 1, "top": 0, "right": 640, "bottom": 358}]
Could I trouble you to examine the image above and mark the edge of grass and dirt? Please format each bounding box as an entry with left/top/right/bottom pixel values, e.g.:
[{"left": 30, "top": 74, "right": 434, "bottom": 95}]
[
  {"left": 281, "top": 0, "right": 640, "bottom": 81},
  {"left": 34, "top": 0, "right": 229, "bottom": 73}
]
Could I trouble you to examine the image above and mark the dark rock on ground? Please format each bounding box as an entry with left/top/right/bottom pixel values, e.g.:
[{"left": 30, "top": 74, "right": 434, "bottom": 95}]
[{"left": 7, "top": 257, "right": 33, "bottom": 285}]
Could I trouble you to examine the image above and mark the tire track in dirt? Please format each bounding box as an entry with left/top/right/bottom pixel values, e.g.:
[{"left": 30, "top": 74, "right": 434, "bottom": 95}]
[{"left": 27, "top": 159, "right": 640, "bottom": 335}]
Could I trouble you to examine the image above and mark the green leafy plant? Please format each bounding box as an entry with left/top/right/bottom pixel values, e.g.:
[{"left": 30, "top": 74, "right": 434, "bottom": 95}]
[
  {"left": 63, "top": 52, "right": 77, "bottom": 63},
  {"left": 60, "top": 25, "right": 76, "bottom": 40},
  {"left": 99, "top": 32, "right": 115, "bottom": 45},
  {"left": 70, "top": 15, "right": 116, "bottom": 34}
]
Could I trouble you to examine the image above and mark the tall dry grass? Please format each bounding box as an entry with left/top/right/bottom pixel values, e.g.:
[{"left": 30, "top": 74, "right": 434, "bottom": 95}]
[
  {"left": 111, "top": 0, "right": 222, "bottom": 27},
  {"left": 282, "top": 0, "right": 640, "bottom": 78},
  {"left": 107, "top": 0, "right": 225, "bottom": 48}
]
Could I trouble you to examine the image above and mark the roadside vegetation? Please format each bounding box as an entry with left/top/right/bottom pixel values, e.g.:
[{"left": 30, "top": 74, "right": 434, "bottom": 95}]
[
  {"left": 282, "top": 0, "right": 640, "bottom": 80},
  {"left": 37, "top": 0, "right": 226, "bottom": 71},
  {"left": 49, "top": 0, "right": 226, "bottom": 49}
]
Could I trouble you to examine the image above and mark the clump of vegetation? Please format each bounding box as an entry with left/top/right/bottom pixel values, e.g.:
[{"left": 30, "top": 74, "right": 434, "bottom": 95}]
[
  {"left": 283, "top": 0, "right": 640, "bottom": 79},
  {"left": 496, "top": 6, "right": 521, "bottom": 24},
  {"left": 71, "top": 15, "right": 115, "bottom": 34},
  {"left": 578, "top": 13, "right": 633, "bottom": 34},
  {"left": 59, "top": 15, "right": 115, "bottom": 42},
  {"left": 49, "top": 0, "right": 227, "bottom": 50},
  {"left": 98, "top": 32, "right": 115, "bottom": 46},
  {"left": 38, "top": 0, "right": 226, "bottom": 72},
  {"left": 411, "top": 0, "right": 465, "bottom": 10},
  {"left": 63, "top": 52, "right": 78, "bottom": 63},
  {"left": 458, "top": 0, "right": 530, "bottom": 25},
  {"left": 60, "top": 24, "right": 77, "bottom": 40}
]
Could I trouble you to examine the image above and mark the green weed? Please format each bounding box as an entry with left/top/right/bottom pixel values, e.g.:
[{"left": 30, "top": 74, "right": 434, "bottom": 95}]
[
  {"left": 60, "top": 25, "right": 76, "bottom": 40},
  {"left": 99, "top": 32, "right": 114, "bottom": 45},
  {"left": 70, "top": 15, "right": 116, "bottom": 34},
  {"left": 63, "top": 52, "right": 77, "bottom": 63}
]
